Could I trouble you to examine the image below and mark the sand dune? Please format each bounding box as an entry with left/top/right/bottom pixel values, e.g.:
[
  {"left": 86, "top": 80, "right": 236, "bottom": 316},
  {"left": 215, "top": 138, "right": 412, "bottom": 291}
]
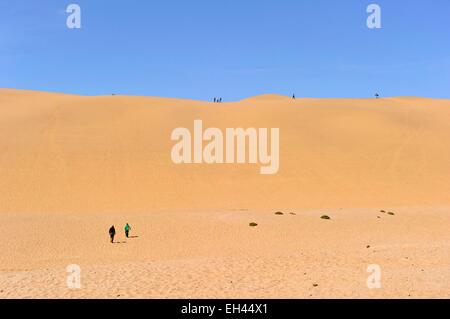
[{"left": 0, "top": 89, "right": 449, "bottom": 298}]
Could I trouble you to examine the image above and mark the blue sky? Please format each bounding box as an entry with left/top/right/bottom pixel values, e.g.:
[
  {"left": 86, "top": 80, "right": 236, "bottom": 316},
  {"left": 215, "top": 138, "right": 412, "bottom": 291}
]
[{"left": 1, "top": 0, "right": 449, "bottom": 101}]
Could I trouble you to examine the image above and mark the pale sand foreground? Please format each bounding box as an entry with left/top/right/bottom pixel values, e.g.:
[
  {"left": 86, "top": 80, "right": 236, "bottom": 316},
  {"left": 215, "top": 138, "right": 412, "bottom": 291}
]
[
  {"left": 1, "top": 208, "right": 450, "bottom": 298},
  {"left": 0, "top": 89, "right": 450, "bottom": 298}
]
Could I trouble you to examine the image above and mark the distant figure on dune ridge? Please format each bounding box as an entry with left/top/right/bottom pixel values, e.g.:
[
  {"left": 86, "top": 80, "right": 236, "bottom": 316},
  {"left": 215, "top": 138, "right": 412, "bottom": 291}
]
[
  {"left": 109, "top": 225, "right": 116, "bottom": 243},
  {"left": 219, "top": 98, "right": 222, "bottom": 103},
  {"left": 124, "top": 223, "right": 131, "bottom": 238},
  {"left": 292, "top": 94, "right": 296, "bottom": 99},
  {"left": 375, "top": 93, "right": 380, "bottom": 99},
  {"left": 213, "top": 98, "right": 216, "bottom": 103}
]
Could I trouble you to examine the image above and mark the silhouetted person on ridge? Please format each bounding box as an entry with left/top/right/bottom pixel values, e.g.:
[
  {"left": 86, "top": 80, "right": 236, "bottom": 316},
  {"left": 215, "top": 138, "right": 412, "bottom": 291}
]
[
  {"left": 292, "top": 94, "right": 296, "bottom": 99},
  {"left": 375, "top": 93, "right": 380, "bottom": 99},
  {"left": 213, "top": 98, "right": 216, "bottom": 103}
]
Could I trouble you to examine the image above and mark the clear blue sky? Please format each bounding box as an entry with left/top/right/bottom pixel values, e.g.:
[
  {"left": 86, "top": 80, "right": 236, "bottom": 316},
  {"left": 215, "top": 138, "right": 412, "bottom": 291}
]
[{"left": 1, "top": 0, "right": 449, "bottom": 101}]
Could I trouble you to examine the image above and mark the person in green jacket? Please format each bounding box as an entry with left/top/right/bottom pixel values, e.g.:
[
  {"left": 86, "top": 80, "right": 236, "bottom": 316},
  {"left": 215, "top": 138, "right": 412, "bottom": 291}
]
[{"left": 124, "top": 223, "right": 131, "bottom": 238}]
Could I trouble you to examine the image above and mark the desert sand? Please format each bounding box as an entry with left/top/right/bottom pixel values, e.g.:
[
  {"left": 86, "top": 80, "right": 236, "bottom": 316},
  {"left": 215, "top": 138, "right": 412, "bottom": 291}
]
[{"left": 0, "top": 89, "right": 449, "bottom": 298}]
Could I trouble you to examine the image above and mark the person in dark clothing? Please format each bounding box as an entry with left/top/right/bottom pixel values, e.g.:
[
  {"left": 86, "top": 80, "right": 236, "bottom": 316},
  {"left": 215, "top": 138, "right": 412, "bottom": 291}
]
[
  {"left": 292, "top": 94, "right": 296, "bottom": 99},
  {"left": 124, "top": 223, "right": 131, "bottom": 238},
  {"left": 109, "top": 225, "right": 116, "bottom": 243},
  {"left": 219, "top": 98, "right": 222, "bottom": 103},
  {"left": 214, "top": 98, "right": 216, "bottom": 103},
  {"left": 375, "top": 93, "right": 380, "bottom": 99}
]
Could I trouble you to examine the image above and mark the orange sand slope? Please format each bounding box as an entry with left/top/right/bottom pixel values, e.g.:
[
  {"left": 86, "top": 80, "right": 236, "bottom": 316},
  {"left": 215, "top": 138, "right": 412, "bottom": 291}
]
[
  {"left": 0, "top": 89, "right": 450, "bottom": 299},
  {"left": 1, "top": 89, "right": 450, "bottom": 213}
]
